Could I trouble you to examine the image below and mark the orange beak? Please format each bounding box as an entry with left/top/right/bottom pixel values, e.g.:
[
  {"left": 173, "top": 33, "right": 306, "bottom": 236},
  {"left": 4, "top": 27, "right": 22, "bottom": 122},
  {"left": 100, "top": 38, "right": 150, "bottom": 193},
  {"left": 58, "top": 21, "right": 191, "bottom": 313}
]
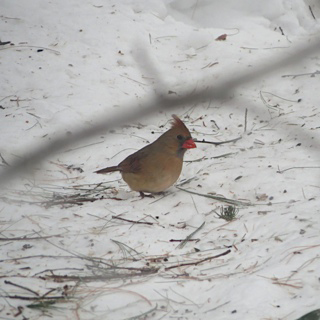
[{"left": 182, "top": 139, "right": 196, "bottom": 149}]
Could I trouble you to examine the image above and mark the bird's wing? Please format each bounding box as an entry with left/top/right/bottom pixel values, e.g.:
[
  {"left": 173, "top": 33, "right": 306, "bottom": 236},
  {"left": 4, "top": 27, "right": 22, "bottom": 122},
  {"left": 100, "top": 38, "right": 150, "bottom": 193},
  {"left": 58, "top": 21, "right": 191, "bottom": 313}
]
[{"left": 119, "top": 150, "right": 148, "bottom": 173}]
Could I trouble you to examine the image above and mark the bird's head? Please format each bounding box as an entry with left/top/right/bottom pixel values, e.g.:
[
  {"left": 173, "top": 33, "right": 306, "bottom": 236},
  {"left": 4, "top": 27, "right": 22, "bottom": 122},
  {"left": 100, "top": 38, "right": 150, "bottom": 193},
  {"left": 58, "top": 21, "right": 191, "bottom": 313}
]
[{"left": 159, "top": 115, "right": 196, "bottom": 157}]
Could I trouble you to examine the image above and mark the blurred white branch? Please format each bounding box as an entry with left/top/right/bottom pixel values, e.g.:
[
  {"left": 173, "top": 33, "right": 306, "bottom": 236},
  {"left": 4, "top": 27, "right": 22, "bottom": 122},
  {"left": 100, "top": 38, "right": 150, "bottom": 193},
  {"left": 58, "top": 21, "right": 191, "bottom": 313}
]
[{"left": 1, "top": 40, "right": 320, "bottom": 185}]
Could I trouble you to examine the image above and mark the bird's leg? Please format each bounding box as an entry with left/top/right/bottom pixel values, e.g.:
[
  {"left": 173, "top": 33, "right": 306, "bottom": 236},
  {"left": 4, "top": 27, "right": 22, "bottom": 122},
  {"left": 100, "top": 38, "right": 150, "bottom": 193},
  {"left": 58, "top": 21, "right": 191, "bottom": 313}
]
[{"left": 139, "top": 192, "right": 155, "bottom": 199}]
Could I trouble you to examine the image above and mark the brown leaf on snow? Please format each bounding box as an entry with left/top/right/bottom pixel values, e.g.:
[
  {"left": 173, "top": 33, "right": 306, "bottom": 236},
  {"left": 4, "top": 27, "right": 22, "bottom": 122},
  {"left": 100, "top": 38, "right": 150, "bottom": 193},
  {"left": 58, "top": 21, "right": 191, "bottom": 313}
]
[
  {"left": 256, "top": 193, "right": 268, "bottom": 201},
  {"left": 216, "top": 34, "right": 227, "bottom": 41}
]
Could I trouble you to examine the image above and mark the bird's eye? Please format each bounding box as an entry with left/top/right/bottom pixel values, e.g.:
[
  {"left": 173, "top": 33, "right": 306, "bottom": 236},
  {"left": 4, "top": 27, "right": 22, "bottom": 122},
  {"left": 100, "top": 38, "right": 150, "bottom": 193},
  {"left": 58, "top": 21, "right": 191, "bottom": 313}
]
[{"left": 177, "top": 134, "right": 183, "bottom": 140}]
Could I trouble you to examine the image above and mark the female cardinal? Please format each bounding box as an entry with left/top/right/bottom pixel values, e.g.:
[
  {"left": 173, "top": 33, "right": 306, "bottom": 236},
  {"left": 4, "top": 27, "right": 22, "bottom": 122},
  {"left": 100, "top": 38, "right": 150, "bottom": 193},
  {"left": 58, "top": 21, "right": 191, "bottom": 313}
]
[{"left": 95, "top": 115, "right": 196, "bottom": 198}]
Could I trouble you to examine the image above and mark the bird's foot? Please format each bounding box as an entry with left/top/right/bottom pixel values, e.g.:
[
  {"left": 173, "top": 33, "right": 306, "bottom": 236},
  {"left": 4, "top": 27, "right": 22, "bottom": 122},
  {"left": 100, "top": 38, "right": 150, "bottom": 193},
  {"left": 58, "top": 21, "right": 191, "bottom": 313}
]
[{"left": 139, "top": 192, "right": 155, "bottom": 199}]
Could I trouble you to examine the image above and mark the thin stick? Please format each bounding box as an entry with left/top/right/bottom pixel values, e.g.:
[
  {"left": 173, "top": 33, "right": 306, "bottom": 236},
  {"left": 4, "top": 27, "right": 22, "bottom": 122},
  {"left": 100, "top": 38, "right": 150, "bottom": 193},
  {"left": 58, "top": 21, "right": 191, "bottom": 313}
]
[
  {"left": 177, "top": 222, "right": 205, "bottom": 249},
  {"left": 282, "top": 70, "right": 320, "bottom": 78},
  {"left": 124, "top": 304, "right": 158, "bottom": 320},
  {"left": 170, "top": 287, "right": 200, "bottom": 307},
  {"left": 46, "top": 270, "right": 158, "bottom": 282},
  {"left": 205, "top": 301, "right": 231, "bottom": 313},
  {"left": 192, "top": 0, "right": 199, "bottom": 19},
  {"left": 277, "top": 166, "right": 320, "bottom": 174},
  {"left": 211, "top": 152, "right": 237, "bottom": 159},
  {"left": 112, "top": 215, "right": 154, "bottom": 226},
  {"left": 241, "top": 46, "right": 289, "bottom": 50},
  {"left": 309, "top": 5, "right": 316, "bottom": 19},
  {"left": 165, "top": 249, "right": 231, "bottom": 271},
  {"left": 0, "top": 234, "right": 62, "bottom": 241},
  {"left": 272, "top": 281, "right": 302, "bottom": 289},
  {"left": 34, "top": 268, "right": 84, "bottom": 276},
  {"left": 260, "top": 90, "right": 301, "bottom": 102},
  {"left": 244, "top": 108, "right": 248, "bottom": 133},
  {"left": 64, "top": 140, "right": 105, "bottom": 153},
  {"left": 111, "top": 239, "right": 141, "bottom": 261},
  {"left": 0, "top": 295, "right": 66, "bottom": 301},
  {"left": 42, "top": 288, "right": 59, "bottom": 298},
  {"left": 170, "top": 239, "right": 199, "bottom": 243},
  {"left": 0, "top": 41, "right": 11, "bottom": 46},
  {"left": 42, "top": 197, "right": 102, "bottom": 207},
  {"left": 0, "top": 153, "right": 10, "bottom": 166},
  {"left": 0, "top": 45, "right": 60, "bottom": 55},
  {"left": 176, "top": 187, "right": 251, "bottom": 206},
  {"left": 4, "top": 280, "right": 39, "bottom": 296},
  {"left": 0, "top": 45, "right": 60, "bottom": 54},
  {"left": 195, "top": 136, "right": 241, "bottom": 146}
]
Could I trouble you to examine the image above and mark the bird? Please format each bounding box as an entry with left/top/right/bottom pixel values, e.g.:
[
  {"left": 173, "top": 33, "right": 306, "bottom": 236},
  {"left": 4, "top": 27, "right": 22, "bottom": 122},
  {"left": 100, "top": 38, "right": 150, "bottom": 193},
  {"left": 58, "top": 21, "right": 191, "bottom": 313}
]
[{"left": 95, "top": 115, "right": 196, "bottom": 198}]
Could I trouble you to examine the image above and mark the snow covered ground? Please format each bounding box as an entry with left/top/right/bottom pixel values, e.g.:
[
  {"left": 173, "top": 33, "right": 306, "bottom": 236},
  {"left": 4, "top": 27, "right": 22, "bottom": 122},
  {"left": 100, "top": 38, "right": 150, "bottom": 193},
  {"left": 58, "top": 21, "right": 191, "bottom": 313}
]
[{"left": 1, "top": 0, "right": 320, "bottom": 319}]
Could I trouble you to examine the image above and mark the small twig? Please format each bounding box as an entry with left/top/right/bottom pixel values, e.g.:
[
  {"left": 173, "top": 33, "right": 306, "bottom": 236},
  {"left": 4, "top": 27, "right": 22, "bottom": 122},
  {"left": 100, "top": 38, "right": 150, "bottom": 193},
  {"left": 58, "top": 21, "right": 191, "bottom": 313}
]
[
  {"left": 195, "top": 136, "right": 241, "bottom": 146},
  {"left": 112, "top": 215, "right": 154, "bottom": 225},
  {"left": 0, "top": 45, "right": 60, "bottom": 55},
  {"left": 277, "top": 166, "right": 320, "bottom": 173},
  {"left": 201, "top": 62, "right": 219, "bottom": 69},
  {"left": 1, "top": 16, "right": 21, "bottom": 20},
  {"left": 64, "top": 140, "right": 105, "bottom": 153},
  {"left": 34, "top": 267, "right": 84, "bottom": 276},
  {"left": 154, "top": 289, "right": 182, "bottom": 306},
  {"left": 211, "top": 152, "right": 237, "bottom": 159},
  {"left": 46, "top": 270, "right": 158, "bottom": 282},
  {"left": 26, "top": 119, "right": 42, "bottom": 131},
  {"left": 177, "top": 222, "right": 205, "bottom": 249},
  {"left": 260, "top": 90, "right": 301, "bottom": 103},
  {"left": 42, "top": 197, "right": 101, "bottom": 207},
  {"left": 260, "top": 91, "right": 278, "bottom": 109},
  {"left": 0, "top": 153, "right": 10, "bottom": 166},
  {"left": 176, "top": 176, "right": 197, "bottom": 187},
  {"left": 192, "top": 0, "right": 199, "bottom": 19},
  {"left": 282, "top": 70, "right": 320, "bottom": 78},
  {"left": 87, "top": 264, "right": 158, "bottom": 273},
  {"left": 14, "top": 306, "right": 23, "bottom": 317},
  {"left": 170, "top": 239, "right": 199, "bottom": 243},
  {"left": 165, "top": 249, "right": 231, "bottom": 271},
  {"left": 241, "top": 46, "right": 290, "bottom": 50},
  {"left": 205, "top": 301, "right": 231, "bottom": 313},
  {"left": 124, "top": 304, "right": 158, "bottom": 320},
  {"left": 0, "top": 41, "right": 11, "bottom": 46},
  {"left": 27, "top": 300, "right": 57, "bottom": 309},
  {"left": 4, "top": 280, "right": 39, "bottom": 296},
  {"left": 281, "top": 245, "right": 320, "bottom": 264},
  {"left": 0, "top": 295, "right": 66, "bottom": 301},
  {"left": 177, "top": 187, "right": 251, "bottom": 206},
  {"left": 184, "top": 156, "right": 207, "bottom": 163},
  {"left": 272, "top": 281, "right": 302, "bottom": 289},
  {"left": 0, "top": 234, "right": 62, "bottom": 241},
  {"left": 42, "top": 288, "right": 59, "bottom": 299},
  {"left": 309, "top": 5, "right": 316, "bottom": 19},
  {"left": 148, "top": 191, "right": 172, "bottom": 204},
  {"left": 31, "top": 230, "right": 110, "bottom": 265},
  {"left": 285, "top": 256, "right": 320, "bottom": 282},
  {"left": 244, "top": 108, "right": 248, "bottom": 133},
  {"left": 111, "top": 239, "right": 142, "bottom": 261},
  {"left": 170, "top": 287, "right": 199, "bottom": 307},
  {"left": 119, "top": 74, "right": 148, "bottom": 86},
  {"left": 0, "top": 253, "right": 112, "bottom": 264}
]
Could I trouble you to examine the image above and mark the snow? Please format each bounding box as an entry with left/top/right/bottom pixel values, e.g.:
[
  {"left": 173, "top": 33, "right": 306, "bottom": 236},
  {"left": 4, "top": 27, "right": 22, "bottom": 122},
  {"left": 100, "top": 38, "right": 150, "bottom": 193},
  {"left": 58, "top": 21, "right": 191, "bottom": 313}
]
[{"left": 1, "top": 0, "right": 320, "bottom": 319}]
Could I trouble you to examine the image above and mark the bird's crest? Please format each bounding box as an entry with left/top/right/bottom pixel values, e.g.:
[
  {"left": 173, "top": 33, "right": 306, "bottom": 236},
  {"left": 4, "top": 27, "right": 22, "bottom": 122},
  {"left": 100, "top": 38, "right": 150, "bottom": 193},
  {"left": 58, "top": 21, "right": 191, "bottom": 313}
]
[{"left": 170, "top": 114, "right": 191, "bottom": 135}]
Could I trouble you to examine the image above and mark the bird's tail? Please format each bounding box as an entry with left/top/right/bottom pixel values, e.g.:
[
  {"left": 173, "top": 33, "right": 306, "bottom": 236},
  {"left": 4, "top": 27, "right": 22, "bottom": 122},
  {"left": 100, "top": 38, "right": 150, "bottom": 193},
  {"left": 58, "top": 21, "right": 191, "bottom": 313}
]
[{"left": 95, "top": 166, "right": 120, "bottom": 174}]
